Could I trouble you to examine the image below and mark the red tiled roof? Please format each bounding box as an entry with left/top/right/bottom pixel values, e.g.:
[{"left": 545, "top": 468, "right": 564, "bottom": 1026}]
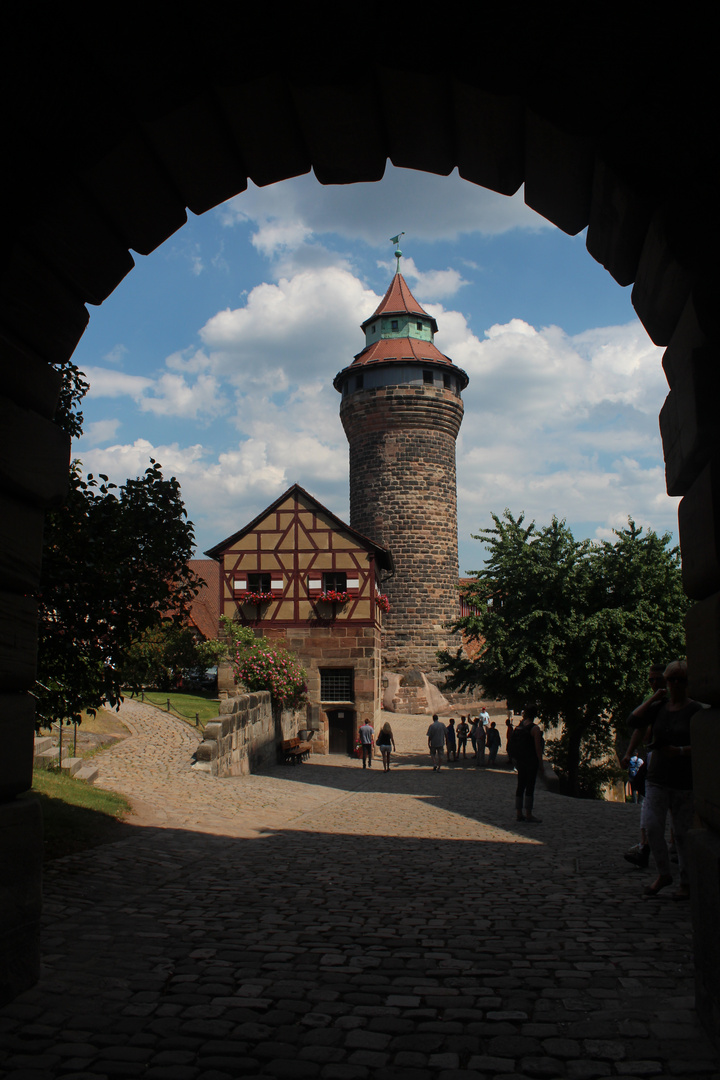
[
  {"left": 362, "top": 273, "right": 437, "bottom": 331},
  {"left": 187, "top": 559, "right": 221, "bottom": 640},
  {"left": 352, "top": 337, "right": 453, "bottom": 367}
]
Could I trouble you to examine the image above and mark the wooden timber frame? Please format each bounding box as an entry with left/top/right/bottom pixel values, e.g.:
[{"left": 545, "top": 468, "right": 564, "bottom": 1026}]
[
  {"left": 2, "top": 9, "right": 720, "bottom": 1031},
  {"left": 206, "top": 485, "right": 393, "bottom": 751}
]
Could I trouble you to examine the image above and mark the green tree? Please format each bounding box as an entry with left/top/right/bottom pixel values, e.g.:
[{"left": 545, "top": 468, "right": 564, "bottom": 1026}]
[
  {"left": 122, "top": 623, "right": 227, "bottom": 692},
  {"left": 438, "top": 511, "right": 688, "bottom": 797},
  {"left": 36, "top": 460, "right": 200, "bottom": 727}
]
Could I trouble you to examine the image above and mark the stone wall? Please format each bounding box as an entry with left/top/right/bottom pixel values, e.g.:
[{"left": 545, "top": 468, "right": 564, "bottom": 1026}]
[
  {"left": 283, "top": 623, "right": 382, "bottom": 733},
  {"left": 341, "top": 383, "right": 464, "bottom": 676},
  {"left": 193, "top": 690, "right": 310, "bottom": 777}
]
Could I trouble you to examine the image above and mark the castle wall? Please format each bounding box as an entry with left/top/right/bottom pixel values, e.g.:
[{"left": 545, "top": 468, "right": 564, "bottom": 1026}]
[
  {"left": 340, "top": 382, "right": 464, "bottom": 677},
  {"left": 194, "top": 690, "right": 302, "bottom": 776}
]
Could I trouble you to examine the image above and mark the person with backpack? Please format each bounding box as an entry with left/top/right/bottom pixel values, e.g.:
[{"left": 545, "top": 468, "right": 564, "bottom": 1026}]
[{"left": 509, "top": 704, "right": 545, "bottom": 822}]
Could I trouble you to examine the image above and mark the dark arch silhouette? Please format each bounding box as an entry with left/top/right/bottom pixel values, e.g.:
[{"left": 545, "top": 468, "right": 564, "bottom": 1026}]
[{"left": 2, "top": 13, "right": 718, "bottom": 1025}]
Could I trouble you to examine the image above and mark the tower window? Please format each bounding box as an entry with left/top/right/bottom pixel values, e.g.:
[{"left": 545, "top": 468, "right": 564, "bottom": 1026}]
[
  {"left": 423, "top": 370, "right": 434, "bottom": 384},
  {"left": 355, "top": 373, "right": 364, "bottom": 391},
  {"left": 443, "top": 373, "right": 451, "bottom": 389},
  {"left": 391, "top": 319, "right": 399, "bottom": 331},
  {"left": 321, "top": 668, "right": 354, "bottom": 701},
  {"left": 416, "top": 321, "right": 422, "bottom": 330}
]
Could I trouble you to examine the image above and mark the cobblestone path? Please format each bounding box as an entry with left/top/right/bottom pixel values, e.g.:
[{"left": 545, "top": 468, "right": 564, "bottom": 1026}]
[{"left": 2, "top": 703, "right": 718, "bottom": 1079}]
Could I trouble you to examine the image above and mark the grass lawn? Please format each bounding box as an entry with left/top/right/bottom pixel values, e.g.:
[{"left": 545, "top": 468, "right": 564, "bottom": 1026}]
[
  {"left": 32, "top": 768, "right": 133, "bottom": 861},
  {"left": 79, "top": 707, "right": 127, "bottom": 735},
  {"left": 134, "top": 690, "right": 221, "bottom": 727}
]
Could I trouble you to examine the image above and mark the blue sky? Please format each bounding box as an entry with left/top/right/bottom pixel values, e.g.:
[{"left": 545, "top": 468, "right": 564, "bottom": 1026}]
[{"left": 72, "top": 166, "right": 677, "bottom": 573}]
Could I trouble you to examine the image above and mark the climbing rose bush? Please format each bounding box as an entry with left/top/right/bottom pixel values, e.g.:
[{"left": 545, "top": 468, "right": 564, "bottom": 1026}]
[{"left": 233, "top": 641, "right": 308, "bottom": 708}]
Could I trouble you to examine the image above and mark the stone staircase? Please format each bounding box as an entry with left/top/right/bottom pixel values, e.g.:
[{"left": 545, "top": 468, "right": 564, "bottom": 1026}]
[{"left": 33, "top": 735, "right": 99, "bottom": 783}]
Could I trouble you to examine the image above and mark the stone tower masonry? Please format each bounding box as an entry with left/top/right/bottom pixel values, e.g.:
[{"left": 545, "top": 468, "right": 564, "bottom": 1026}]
[{"left": 334, "top": 266, "right": 469, "bottom": 684}]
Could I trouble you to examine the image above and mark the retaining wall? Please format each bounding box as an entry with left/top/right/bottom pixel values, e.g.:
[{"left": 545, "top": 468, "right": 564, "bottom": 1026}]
[{"left": 193, "top": 690, "right": 306, "bottom": 777}]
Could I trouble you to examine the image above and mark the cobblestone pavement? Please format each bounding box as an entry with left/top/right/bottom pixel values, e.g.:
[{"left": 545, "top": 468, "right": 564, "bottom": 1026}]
[{"left": 3, "top": 703, "right": 719, "bottom": 1079}]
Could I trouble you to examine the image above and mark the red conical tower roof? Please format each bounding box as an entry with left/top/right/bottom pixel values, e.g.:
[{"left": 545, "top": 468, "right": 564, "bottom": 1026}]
[
  {"left": 333, "top": 266, "right": 468, "bottom": 388},
  {"left": 361, "top": 273, "right": 438, "bottom": 334}
]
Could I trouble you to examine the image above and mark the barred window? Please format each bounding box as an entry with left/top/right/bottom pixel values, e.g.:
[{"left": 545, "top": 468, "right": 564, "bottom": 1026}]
[{"left": 320, "top": 668, "right": 354, "bottom": 701}]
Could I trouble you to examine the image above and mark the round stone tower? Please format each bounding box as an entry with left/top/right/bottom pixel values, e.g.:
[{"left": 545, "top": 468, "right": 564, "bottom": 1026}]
[{"left": 333, "top": 263, "right": 469, "bottom": 683}]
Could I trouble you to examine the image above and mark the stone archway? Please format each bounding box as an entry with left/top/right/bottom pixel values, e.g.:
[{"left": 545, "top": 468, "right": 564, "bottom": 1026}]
[{"left": 2, "top": 15, "right": 719, "bottom": 1022}]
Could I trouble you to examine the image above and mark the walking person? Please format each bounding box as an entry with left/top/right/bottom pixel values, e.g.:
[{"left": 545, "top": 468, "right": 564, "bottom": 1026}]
[
  {"left": 486, "top": 721, "right": 501, "bottom": 766},
  {"left": 509, "top": 704, "right": 544, "bottom": 822},
  {"left": 427, "top": 714, "right": 446, "bottom": 771},
  {"left": 376, "top": 721, "right": 396, "bottom": 772},
  {"left": 358, "top": 718, "right": 375, "bottom": 769},
  {"left": 445, "top": 718, "right": 457, "bottom": 762}
]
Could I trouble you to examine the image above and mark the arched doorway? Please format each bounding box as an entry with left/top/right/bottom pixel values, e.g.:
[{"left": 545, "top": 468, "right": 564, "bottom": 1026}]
[{"left": 2, "top": 16, "right": 719, "bottom": 1025}]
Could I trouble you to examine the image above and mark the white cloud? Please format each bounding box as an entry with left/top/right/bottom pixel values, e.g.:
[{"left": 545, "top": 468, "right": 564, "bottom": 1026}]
[
  {"left": 450, "top": 316, "right": 677, "bottom": 567},
  {"left": 139, "top": 372, "right": 226, "bottom": 419},
  {"left": 102, "top": 344, "right": 128, "bottom": 365},
  {"left": 83, "top": 418, "right": 122, "bottom": 445},
  {"left": 219, "top": 167, "right": 548, "bottom": 249},
  {"left": 79, "top": 426, "right": 351, "bottom": 558},
  {"left": 251, "top": 220, "right": 314, "bottom": 258},
  {"left": 198, "top": 266, "right": 379, "bottom": 384},
  {"left": 381, "top": 256, "right": 468, "bottom": 300},
  {"left": 83, "top": 365, "right": 226, "bottom": 421},
  {"left": 84, "top": 367, "right": 154, "bottom": 399}
]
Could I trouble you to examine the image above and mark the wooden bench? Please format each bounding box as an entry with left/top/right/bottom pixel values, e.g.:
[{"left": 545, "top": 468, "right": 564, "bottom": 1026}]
[{"left": 280, "top": 737, "right": 313, "bottom": 765}]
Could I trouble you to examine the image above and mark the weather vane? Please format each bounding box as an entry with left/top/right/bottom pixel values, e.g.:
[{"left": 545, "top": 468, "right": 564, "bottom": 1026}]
[{"left": 390, "top": 233, "right": 404, "bottom": 273}]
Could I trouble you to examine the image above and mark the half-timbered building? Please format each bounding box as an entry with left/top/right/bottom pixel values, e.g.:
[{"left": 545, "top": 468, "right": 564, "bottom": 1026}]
[{"left": 205, "top": 484, "right": 393, "bottom": 754}]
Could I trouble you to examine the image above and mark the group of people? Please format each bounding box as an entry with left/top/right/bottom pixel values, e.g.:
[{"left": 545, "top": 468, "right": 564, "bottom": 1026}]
[
  {"left": 426, "top": 712, "right": 501, "bottom": 768},
  {"left": 358, "top": 660, "right": 697, "bottom": 866},
  {"left": 621, "top": 659, "right": 700, "bottom": 900},
  {"left": 357, "top": 706, "right": 546, "bottom": 825},
  {"left": 358, "top": 719, "right": 396, "bottom": 772},
  {"left": 427, "top": 709, "right": 544, "bottom": 822}
]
